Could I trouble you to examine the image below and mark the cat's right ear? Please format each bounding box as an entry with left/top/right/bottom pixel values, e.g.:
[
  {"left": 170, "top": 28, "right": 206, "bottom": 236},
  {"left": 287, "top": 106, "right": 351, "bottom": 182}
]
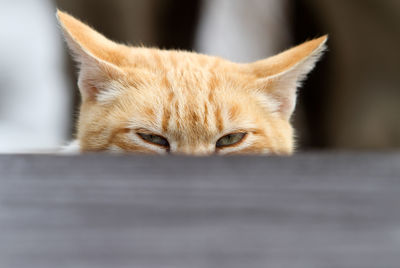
[
  {"left": 249, "top": 36, "right": 327, "bottom": 120},
  {"left": 57, "top": 10, "right": 125, "bottom": 102}
]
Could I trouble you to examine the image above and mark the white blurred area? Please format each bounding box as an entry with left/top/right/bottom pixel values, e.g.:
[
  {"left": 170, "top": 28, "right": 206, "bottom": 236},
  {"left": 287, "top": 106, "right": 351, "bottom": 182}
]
[
  {"left": 0, "top": 0, "right": 70, "bottom": 153},
  {"left": 195, "top": 0, "right": 290, "bottom": 62}
]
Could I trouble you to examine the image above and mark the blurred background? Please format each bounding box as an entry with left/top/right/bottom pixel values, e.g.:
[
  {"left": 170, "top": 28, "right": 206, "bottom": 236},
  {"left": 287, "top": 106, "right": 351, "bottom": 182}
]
[{"left": 0, "top": 0, "right": 399, "bottom": 153}]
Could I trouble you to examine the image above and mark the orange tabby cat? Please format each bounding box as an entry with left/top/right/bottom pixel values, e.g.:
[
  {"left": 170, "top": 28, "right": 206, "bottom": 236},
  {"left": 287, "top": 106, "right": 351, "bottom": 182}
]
[{"left": 58, "top": 10, "right": 327, "bottom": 155}]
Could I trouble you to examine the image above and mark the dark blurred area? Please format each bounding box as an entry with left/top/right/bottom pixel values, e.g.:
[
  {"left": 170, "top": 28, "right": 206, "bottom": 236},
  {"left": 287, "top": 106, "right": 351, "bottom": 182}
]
[
  {"left": 291, "top": 0, "right": 400, "bottom": 150},
  {"left": 1, "top": 0, "right": 399, "bottom": 152}
]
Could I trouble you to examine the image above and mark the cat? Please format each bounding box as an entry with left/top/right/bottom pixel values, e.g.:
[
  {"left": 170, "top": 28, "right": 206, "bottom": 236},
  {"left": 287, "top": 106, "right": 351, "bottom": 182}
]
[{"left": 57, "top": 10, "right": 327, "bottom": 155}]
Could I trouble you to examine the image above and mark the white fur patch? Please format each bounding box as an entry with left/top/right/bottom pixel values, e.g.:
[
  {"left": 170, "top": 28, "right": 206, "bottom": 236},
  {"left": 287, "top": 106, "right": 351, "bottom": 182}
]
[
  {"left": 59, "top": 140, "right": 80, "bottom": 154},
  {"left": 107, "top": 144, "right": 125, "bottom": 153},
  {"left": 96, "top": 80, "right": 125, "bottom": 104}
]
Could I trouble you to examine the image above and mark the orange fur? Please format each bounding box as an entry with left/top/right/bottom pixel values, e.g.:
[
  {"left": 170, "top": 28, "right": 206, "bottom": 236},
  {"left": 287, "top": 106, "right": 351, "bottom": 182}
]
[{"left": 57, "top": 10, "right": 327, "bottom": 155}]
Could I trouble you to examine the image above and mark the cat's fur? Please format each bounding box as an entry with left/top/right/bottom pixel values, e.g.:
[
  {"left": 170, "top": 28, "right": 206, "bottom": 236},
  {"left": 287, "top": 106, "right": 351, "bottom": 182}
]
[{"left": 57, "top": 10, "right": 327, "bottom": 155}]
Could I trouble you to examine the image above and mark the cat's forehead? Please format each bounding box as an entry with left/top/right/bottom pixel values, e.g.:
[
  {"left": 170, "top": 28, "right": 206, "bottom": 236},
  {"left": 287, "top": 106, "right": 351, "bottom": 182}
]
[
  {"left": 125, "top": 48, "right": 246, "bottom": 75},
  {"left": 120, "top": 48, "right": 259, "bottom": 100}
]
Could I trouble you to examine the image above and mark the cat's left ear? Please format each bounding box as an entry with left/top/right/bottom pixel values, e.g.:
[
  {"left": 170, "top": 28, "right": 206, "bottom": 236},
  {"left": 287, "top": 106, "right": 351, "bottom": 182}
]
[
  {"left": 57, "top": 10, "right": 126, "bottom": 102},
  {"left": 250, "top": 36, "right": 328, "bottom": 120}
]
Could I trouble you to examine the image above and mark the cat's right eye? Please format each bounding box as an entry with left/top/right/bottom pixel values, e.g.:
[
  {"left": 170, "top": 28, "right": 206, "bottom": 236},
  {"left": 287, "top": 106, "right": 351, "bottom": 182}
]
[
  {"left": 137, "top": 133, "right": 170, "bottom": 148},
  {"left": 216, "top": 133, "right": 247, "bottom": 148}
]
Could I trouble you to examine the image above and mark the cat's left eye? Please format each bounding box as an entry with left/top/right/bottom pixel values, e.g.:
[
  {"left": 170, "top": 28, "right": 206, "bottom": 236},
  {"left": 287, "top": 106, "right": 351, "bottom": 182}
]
[
  {"left": 216, "top": 133, "right": 247, "bottom": 148},
  {"left": 137, "top": 133, "right": 170, "bottom": 148}
]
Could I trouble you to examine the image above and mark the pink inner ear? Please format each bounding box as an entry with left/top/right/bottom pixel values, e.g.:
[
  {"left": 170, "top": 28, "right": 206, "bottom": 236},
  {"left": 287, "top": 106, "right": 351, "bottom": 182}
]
[
  {"left": 78, "top": 74, "right": 101, "bottom": 101},
  {"left": 278, "top": 96, "right": 295, "bottom": 118},
  {"left": 89, "top": 86, "right": 99, "bottom": 97}
]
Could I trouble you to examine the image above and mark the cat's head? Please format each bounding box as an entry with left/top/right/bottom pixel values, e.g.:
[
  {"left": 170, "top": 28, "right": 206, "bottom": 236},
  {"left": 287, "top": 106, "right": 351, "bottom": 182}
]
[{"left": 57, "top": 10, "right": 327, "bottom": 155}]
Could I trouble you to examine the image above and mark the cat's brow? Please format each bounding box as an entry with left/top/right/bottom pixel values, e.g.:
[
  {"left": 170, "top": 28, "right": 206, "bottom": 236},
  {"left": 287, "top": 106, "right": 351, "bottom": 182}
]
[
  {"left": 161, "top": 91, "right": 174, "bottom": 132},
  {"left": 214, "top": 106, "right": 224, "bottom": 132},
  {"left": 203, "top": 103, "right": 209, "bottom": 127}
]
